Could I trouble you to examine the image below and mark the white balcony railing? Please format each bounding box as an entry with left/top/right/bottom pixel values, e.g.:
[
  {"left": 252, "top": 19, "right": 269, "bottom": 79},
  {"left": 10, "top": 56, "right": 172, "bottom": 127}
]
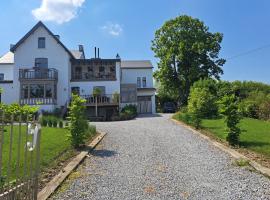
[{"left": 20, "top": 98, "right": 56, "bottom": 105}]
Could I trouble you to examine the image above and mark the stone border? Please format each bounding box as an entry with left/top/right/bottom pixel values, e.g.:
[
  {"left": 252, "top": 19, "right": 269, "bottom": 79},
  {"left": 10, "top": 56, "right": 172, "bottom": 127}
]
[
  {"left": 171, "top": 118, "right": 270, "bottom": 178},
  {"left": 37, "top": 132, "right": 107, "bottom": 200}
]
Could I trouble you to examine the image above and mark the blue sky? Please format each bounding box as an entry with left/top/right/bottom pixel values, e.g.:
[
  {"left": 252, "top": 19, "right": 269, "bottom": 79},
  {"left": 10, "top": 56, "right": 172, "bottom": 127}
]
[{"left": 0, "top": 0, "right": 269, "bottom": 83}]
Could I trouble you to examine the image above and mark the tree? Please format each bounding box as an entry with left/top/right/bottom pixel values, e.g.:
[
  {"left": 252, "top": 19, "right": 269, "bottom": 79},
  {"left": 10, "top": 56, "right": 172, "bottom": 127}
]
[
  {"left": 152, "top": 15, "right": 225, "bottom": 105},
  {"left": 219, "top": 95, "right": 242, "bottom": 146}
]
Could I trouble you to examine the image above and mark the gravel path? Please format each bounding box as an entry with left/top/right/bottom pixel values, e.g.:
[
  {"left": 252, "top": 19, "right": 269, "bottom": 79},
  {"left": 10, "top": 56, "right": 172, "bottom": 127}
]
[{"left": 52, "top": 114, "right": 270, "bottom": 200}]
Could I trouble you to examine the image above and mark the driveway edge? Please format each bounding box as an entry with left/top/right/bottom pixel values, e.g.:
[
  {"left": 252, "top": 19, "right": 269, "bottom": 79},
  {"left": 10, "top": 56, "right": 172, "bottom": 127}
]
[
  {"left": 38, "top": 131, "right": 107, "bottom": 200},
  {"left": 171, "top": 118, "right": 270, "bottom": 178}
]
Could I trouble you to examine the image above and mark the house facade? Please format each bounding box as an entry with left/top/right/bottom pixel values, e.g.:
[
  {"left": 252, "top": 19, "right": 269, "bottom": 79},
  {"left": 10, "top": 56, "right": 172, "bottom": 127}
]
[{"left": 0, "top": 21, "right": 156, "bottom": 119}]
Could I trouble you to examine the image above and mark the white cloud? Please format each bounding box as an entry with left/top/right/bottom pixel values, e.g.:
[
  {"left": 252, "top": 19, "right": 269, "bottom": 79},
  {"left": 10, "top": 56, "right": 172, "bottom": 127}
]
[
  {"left": 101, "top": 22, "right": 123, "bottom": 37},
  {"left": 32, "top": 0, "right": 85, "bottom": 24}
]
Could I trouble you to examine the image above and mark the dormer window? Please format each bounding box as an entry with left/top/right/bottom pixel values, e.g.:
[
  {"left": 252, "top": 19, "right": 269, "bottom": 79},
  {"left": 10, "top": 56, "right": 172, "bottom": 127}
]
[{"left": 38, "top": 37, "right": 46, "bottom": 48}]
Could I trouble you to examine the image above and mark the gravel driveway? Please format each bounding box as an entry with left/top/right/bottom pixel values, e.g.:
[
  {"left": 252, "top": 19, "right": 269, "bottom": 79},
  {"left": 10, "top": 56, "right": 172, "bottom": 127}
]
[{"left": 52, "top": 114, "right": 270, "bottom": 200}]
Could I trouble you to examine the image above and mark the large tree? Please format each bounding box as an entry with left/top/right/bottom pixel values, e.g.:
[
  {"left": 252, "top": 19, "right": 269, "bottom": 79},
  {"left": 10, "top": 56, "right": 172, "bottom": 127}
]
[{"left": 152, "top": 15, "right": 225, "bottom": 105}]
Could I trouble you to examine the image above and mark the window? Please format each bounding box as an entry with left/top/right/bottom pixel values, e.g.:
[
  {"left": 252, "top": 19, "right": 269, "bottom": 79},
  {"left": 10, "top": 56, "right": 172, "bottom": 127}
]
[
  {"left": 142, "top": 77, "right": 146, "bottom": 88},
  {"left": 0, "top": 74, "right": 4, "bottom": 81},
  {"left": 21, "top": 85, "right": 29, "bottom": 99},
  {"left": 88, "top": 67, "right": 93, "bottom": 72},
  {"left": 99, "top": 66, "right": 105, "bottom": 73},
  {"left": 30, "top": 84, "right": 44, "bottom": 98},
  {"left": 45, "top": 84, "right": 53, "bottom": 98},
  {"left": 38, "top": 37, "right": 46, "bottom": 48},
  {"left": 137, "top": 77, "right": 141, "bottom": 88},
  {"left": 110, "top": 66, "right": 115, "bottom": 72},
  {"left": 71, "top": 87, "right": 80, "bottom": 95},
  {"left": 35, "top": 58, "right": 48, "bottom": 68}
]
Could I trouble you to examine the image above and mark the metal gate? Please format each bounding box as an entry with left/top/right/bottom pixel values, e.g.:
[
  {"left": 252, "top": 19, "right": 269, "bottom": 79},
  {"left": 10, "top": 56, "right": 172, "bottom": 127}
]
[{"left": 0, "top": 110, "right": 41, "bottom": 200}]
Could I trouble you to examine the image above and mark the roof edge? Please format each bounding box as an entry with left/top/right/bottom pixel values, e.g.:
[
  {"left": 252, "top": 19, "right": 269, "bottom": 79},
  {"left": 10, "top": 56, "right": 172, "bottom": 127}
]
[{"left": 10, "top": 21, "right": 75, "bottom": 59}]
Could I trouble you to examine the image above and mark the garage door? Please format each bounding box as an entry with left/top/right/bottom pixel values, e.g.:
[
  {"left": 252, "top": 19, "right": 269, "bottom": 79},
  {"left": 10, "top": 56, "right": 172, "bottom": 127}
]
[{"left": 137, "top": 96, "right": 152, "bottom": 114}]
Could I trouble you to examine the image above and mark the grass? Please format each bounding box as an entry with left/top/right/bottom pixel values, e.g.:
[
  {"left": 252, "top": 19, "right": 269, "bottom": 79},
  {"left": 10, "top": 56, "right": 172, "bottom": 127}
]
[
  {"left": 173, "top": 112, "right": 270, "bottom": 159},
  {"left": 0, "top": 125, "right": 72, "bottom": 182},
  {"left": 201, "top": 118, "right": 270, "bottom": 158}
]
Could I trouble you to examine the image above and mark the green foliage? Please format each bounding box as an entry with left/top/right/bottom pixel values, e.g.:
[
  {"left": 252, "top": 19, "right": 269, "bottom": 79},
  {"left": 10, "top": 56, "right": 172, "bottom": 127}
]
[
  {"left": 219, "top": 95, "right": 242, "bottom": 146},
  {"left": 187, "top": 87, "right": 216, "bottom": 129},
  {"left": 152, "top": 15, "right": 225, "bottom": 105},
  {"left": 190, "top": 79, "right": 219, "bottom": 118},
  {"left": 173, "top": 112, "right": 194, "bottom": 126},
  {"left": 0, "top": 103, "right": 39, "bottom": 122},
  {"left": 68, "top": 94, "right": 89, "bottom": 148},
  {"left": 59, "top": 120, "right": 64, "bottom": 128},
  {"left": 120, "top": 104, "right": 137, "bottom": 120},
  {"left": 112, "top": 92, "right": 120, "bottom": 103},
  {"left": 93, "top": 88, "right": 102, "bottom": 97}
]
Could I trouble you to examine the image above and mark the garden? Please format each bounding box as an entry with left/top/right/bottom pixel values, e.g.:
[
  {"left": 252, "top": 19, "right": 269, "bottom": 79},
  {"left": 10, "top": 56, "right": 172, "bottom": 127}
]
[{"left": 0, "top": 94, "right": 97, "bottom": 186}]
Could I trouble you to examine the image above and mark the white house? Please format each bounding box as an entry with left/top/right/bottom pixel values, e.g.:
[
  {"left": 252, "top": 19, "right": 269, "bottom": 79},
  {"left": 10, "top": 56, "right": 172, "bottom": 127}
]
[{"left": 0, "top": 21, "right": 156, "bottom": 119}]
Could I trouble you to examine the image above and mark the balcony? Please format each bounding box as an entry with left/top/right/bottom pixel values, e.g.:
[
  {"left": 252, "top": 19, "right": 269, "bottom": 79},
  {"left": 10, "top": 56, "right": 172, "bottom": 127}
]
[
  {"left": 19, "top": 68, "right": 58, "bottom": 81},
  {"left": 80, "top": 94, "right": 119, "bottom": 106},
  {"left": 71, "top": 72, "right": 116, "bottom": 82},
  {"left": 20, "top": 98, "right": 56, "bottom": 105}
]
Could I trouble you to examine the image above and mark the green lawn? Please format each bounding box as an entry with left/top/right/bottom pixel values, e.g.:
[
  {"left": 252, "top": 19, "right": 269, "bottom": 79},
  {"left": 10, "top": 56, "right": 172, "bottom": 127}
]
[
  {"left": 173, "top": 112, "right": 270, "bottom": 159},
  {"left": 1, "top": 126, "right": 72, "bottom": 182},
  {"left": 201, "top": 118, "right": 270, "bottom": 158}
]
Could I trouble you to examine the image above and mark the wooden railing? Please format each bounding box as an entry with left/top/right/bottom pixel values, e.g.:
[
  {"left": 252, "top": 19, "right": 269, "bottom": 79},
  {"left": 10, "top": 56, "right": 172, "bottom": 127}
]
[
  {"left": 19, "top": 68, "right": 58, "bottom": 81},
  {"left": 71, "top": 72, "right": 116, "bottom": 81},
  {"left": 20, "top": 98, "right": 56, "bottom": 105},
  {"left": 80, "top": 94, "right": 119, "bottom": 106}
]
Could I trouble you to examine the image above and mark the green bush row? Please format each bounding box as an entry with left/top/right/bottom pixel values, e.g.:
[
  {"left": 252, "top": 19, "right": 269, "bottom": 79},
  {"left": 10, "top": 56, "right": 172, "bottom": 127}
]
[{"left": 40, "top": 116, "right": 65, "bottom": 128}]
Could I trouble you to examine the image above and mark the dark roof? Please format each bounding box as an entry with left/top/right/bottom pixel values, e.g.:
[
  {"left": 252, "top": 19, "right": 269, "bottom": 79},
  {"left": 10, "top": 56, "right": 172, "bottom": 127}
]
[{"left": 10, "top": 21, "right": 75, "bottom": 59}]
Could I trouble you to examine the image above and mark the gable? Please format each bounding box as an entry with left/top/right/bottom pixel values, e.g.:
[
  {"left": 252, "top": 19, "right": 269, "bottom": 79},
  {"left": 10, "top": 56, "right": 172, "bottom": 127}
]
[{"left": 10, "top": 21, "right": 74, "bottom": 59}]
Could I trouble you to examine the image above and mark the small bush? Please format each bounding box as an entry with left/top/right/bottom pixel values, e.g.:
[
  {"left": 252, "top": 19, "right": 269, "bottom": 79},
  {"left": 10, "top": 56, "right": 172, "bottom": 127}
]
[
  {"left": 68, "top": 94, "right": 89, "bottom": 148},
  {"left": 52, "top": 119, "right": 58, "bottom": 127},
  {"left": 48, "top": 119, "right": 53, "bottom": 127},
  {"left": 173, "top": 112, "right": 194, "bottom": 125},
  {"left": 59, "top": 120, "right": 64, "bottom": 128},
  {"left": 40, "top": 117, "right": 48, "bottom": 127},
  {"left": 187, "top": 87, "right": 216, "bottom": 129},
  {"left": 88, "top": 124, "right": 96, "bottom": 136},
  {"left": 120, "top": 104, "right": 137, "bottom": 120}
]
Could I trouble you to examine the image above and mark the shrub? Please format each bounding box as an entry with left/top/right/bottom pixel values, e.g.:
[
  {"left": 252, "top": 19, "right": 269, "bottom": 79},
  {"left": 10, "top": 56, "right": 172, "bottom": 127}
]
[
  {"left": 68, "top": 94, "right": 89, "bottom": 148},
  {"left": 88, "top": 124, "right": 96, "bottom": 136},
  {"left": 52, "top": 119, "right": 58, "bottom": 127},
  {"left": 219, "top": 94, "right": 242, "bottom": 146},
  {"left": 47, "top": 118, "right": 53, "bottom": 127},
  {"left": 40, "top": 117, "right": 48, "bottom": 127},
  {"left": 173, "top": 112, "right": 194, "bottom": 125},
  {"left": 120, "top": 104, "right": 137, "bottom": 120},
  {"left": 187, "top": 87, "right": 216, "bottom": 129},
  {"left": 59, "top": 120, "right": 64, "bottom": 128}
]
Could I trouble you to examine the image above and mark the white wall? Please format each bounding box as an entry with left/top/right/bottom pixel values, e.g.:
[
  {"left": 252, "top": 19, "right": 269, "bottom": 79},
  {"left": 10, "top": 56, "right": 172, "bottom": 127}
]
[
  {"left": 0, "top": 64, "right": 14, "bottom": 80},
  {"left": 70, "top": 62, "right": 121, "bottom": 95},
  {"left": 0, "top": 83, "right": 16, "bottom": 104},
  {"left": 13, "top": 26, "right": 71, "bottom": 107},
  {"left": 121, "top": 68, "right": 154, "bottom": 88}
]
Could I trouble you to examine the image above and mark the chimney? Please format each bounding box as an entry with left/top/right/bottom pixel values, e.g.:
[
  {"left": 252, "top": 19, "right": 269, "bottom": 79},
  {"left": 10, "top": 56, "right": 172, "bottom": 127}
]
[
  {"left": 94, "top": 47, "right": 97, "bottom": 58},
  {"left": 54, "top": 35, "right": 60, "bottom": 40},
  {"left": 10, "top": 44, "right": 15, "bottom": 50},
  {"left": 116, "top": 53, "right": 120, "bottom": 59},
  {"left": 98, "top": 48, "right": 100, "bottom": 58},
  {"left": 78, "top": 45, "right": 84, "bottom": 52}
]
